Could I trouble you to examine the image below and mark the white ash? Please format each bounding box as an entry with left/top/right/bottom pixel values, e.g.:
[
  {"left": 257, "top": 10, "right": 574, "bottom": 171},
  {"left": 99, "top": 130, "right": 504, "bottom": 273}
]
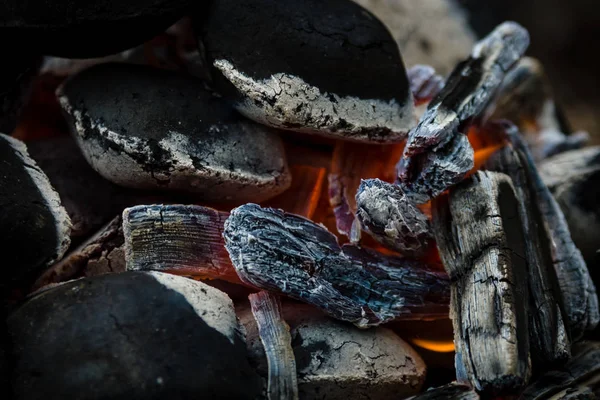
[
  {"left": 1, "top": 134, "right": 72, "bottom": 264},
  {"left": 58, "top": 92, "right": 291, "bottom": 201},
  {"left": 214, "top": 59, "right": 415, "bottom": 142},
  {"left": 149, "top": 272, "right": 237, "bottom": 344}
]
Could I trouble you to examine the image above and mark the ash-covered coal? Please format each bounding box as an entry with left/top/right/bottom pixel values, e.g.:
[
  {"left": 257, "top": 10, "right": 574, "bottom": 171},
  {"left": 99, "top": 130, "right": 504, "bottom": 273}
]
[{"left": 198, "top": 0, "right": 414, "bottom": 142}]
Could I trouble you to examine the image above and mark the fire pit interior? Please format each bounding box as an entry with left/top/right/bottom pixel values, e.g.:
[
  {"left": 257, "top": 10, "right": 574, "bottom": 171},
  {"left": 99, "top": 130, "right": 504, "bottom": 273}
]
[{"left": 2, "top": 1, "right": 600, "bottom": 399}]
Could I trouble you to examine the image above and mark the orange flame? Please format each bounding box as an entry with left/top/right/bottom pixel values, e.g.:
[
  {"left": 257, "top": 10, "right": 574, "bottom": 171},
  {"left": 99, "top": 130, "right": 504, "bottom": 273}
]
[{"left": 411, "top": 338, "right": 455, "bottom": 353}]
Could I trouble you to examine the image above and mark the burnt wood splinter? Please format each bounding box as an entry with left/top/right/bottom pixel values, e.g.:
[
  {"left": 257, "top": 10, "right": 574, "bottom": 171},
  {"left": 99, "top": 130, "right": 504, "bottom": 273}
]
[
  {"left": 224, "top": 204, "right": 449, "bottom": 328},
  {"left": 397, "top": 22, "right": 530, "bottom": 203},
  {"left": 432, "top": 171, "right": 531, "bottom": 394}
]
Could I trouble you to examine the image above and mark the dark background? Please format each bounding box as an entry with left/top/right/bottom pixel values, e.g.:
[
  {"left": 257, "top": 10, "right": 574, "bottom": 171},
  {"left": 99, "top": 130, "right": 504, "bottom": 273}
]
[{"left": 460, "top": 0, "right": 600, "bottom": 142}]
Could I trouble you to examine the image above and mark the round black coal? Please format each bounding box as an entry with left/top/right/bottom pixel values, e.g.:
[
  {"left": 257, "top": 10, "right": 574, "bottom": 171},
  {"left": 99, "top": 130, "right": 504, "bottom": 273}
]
[
  {"left": 7, "top": 272, "right": 262, "bottom": 400},
  {"left": 199, "top": 0, "right": 409, "bottom": 101},
  {"left": 0, "top": 0, "right": 198, "bottom": 57}
]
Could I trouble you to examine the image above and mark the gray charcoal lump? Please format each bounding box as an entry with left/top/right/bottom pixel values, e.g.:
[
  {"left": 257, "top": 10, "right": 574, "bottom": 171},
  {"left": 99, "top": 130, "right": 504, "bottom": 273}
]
[
  {"left": 224, "top": 204, "right": 449, "bottom": 328},
  {"left": 0, "top": 134, "right": 71, "bottom": 291},
  {"left": 198, "top": 0, "right": 415, "bottom": 142},
  {"left": 8, "top": 271, "right": 262, "bottom": 400},
  {"left": 0, "top": 0, "right": 196, "bottom": 57},
  {"left": 355, "top": 178, "right": 433, "bottom": 257},
  {"left": 58, "top": 63, "right": 291, "bottom": 203}
]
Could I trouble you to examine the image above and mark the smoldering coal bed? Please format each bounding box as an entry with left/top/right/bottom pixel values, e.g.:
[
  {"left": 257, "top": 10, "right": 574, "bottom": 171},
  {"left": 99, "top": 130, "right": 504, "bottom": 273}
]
[{"left": 1, "top": 1, "right": 600, "bottom": 400}]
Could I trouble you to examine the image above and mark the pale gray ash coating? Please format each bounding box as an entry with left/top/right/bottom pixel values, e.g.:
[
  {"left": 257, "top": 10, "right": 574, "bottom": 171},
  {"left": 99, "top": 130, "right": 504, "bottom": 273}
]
[
  {"left": 356, "top": 179, "right": 433, "bottom": 257},
  {"left": 57, "top": 63, "right": 291, "bottom": 203},
  {"left": 238, "top": 303, "right": 426, "bottom": 400}
]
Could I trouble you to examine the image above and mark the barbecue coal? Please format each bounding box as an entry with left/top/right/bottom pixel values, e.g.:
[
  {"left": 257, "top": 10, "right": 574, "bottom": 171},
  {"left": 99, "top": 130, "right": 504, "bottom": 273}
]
[
  {"left": 539, "top": 147, "right": 600, "bottom": 265},
  {"left": 240, "top": 303, "right": 426, "bottom": 400},
  {"left": 397, "top": 22, "right": 530, "bottom": 203},
  {"left": 433, "top": 171, "right": 532, "bottom": 394},
  {"left": 8, "top": 272, "right": 262, "bottom": 400},
  {"left": 0, "top": 134, "right": 71, "bottom": 293},
  {"left": 407, "top": 65, "right": 445, "bottom": 106},
  {"left": 123, "top": 204, "right": 241, "bottom": 284},
  {"left": 497, "top": 127, "right": 599, "bottom": 339},
  {"left": 224, "top": 204, "right": 449, "bottom": 327},
  {"left": 0, "top": 0, "right": 196, "bottom": 57},
  {"left": 1, "top": 55, "right": 39, "bottom": 133},
  {"left": 356, "top": 178, "right": 434, "bottom": 257},
  {"left": 58, "top": 63, "right": 291, "bottom": 203},
  {"left": 26, "top": 136, "right": 167, "bottom": 239},
  {"left": 484, "top": 140, "right": 571, "bottom": 365},
  {"left": 198, "top": 0, "right": 414, "bottom": 142}
]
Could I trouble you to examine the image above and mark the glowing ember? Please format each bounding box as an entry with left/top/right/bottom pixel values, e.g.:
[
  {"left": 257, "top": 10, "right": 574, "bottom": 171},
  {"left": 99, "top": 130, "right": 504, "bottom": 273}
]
[{"left": 411, "top": 339, "right": 455, "bottom": 353}]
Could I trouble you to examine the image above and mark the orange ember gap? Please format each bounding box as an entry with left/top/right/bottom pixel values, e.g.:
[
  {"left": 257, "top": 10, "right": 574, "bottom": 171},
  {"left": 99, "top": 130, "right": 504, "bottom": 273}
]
[
  {"left": 466, "top": 124, "right": 506, "bottom": 176},
  {"left": 410, "top": 338, "right": 455, "bottom": 353}
]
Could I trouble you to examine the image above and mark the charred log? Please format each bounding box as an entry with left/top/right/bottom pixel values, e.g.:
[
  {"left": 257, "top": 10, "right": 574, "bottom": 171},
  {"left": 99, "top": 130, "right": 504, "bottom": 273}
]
[
  {"left": 488, "top": 122, "right": 599, "bottom": 339},
  {"left": 355, "top": 178, "right": 433, "bottom": 257},
  {"left": 432, "top": 171, "right": 531, "bottom": 394},
  {"left": 397, "top": 22, "right": 530, "bottom": 203},
  {"left": 249, "top": 292, "right": 298, "bottom": 400},
  {"left": 122, "top": 204, "right": 243, "bottom": 285},
  {"left": 407, "top": 65, "right": 444, "bottom": 106},
  {"left": 408, "top": 383, "right": 479, "bottom": 400},
  {"left": 224, "top": 204, "right": 449, "bottom": 328},
  {"left": 484, "top": 122, "right": 571, "bottom": 365}
]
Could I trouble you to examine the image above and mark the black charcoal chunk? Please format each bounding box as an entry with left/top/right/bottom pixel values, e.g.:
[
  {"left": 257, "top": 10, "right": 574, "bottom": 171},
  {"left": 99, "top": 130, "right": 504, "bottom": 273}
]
[
  {"left": 58, "top": 63, "right": 291, "bottom": 203},
  {"left": 356, "top": 178, "right": 433, "bottom": 257},
  {"left": 1, "top": 55, "right": 39, "bottom": 133},
  {"left": 0, "top": 0, "right": 197, "bottom": 57},
  {"left": 198, "top": 0, "right": 414, "bottom": 142},
  {"left": 8, "top": 271, "right": 262, "bottom": 400},
  {"left": 539, "top": 147, "right": 600, "bottom": 265},
  {"left": 408, "top": 383, "right": 479, "bottom": 400},
  {"left": 0, "top": 134, "right": 71, "bottom": 292},
  {"left": 397, "top": 22, "right": 529, "bottom": 202},
  {"left": 223, "top": 204, "right": 449, "bottom": 328},
  {"left": 240, "top": 303, "right": 426, "bottom": 400}
]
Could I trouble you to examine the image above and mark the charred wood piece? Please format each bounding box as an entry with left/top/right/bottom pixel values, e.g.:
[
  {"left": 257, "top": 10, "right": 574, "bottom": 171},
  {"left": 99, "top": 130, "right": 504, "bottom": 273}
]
[
  {"left": 407, "top": 65, "right": 444, "bottom": 106},
  {"left": 407, "top": 383, "right": 479, "bottom": 400},
  {"left": 520, "top": 342, "right": 600, "bottom": 399},
  {"left": 432, "top": 171, "right": 531, "bottom": 394},
  {"left": 224, "top": 204, "right": 449, "bottom": 328},
  {"left": 249, "top": 292, "right": 298, "bottom": 400},
  {"left": 397, "top": 22, "right": 530, "bottom": 203},
  {"left": 123, "top": 204, "right": 243, "bottom": 285},
  {"left": 539, "top": 146, "right": 600, "bottom": 265},
  {"left": 493, "top": 123, "right": 599, "bottom": 338},
  {"left": 355, "top": 178, "right": 433, "bottom": 257},
  {"left": 484, "top": 123, "right": 571, "bottom": 364},
  {"left": 33, "top": 215, "right": 125, "bottom": 291},
  {"left": 328, "top": 173, "right": 361, "bottom": 243}
]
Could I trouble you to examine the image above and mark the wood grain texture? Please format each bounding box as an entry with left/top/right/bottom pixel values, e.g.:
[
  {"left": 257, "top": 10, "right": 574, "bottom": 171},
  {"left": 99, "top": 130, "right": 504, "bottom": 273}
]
[{"left": 433, "top": 171, "right": 531, "bottom": 394}]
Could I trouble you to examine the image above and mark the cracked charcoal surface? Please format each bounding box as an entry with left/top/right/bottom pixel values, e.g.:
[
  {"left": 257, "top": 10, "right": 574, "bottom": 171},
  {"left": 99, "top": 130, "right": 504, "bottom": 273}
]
[
  {"left": 224, "top": 204, "right": 449, "bottom": 328},
  {"left": 506, "top": 132, "right": 599, "bottom": 339},
  {"left": 356, "top": 179, "right": 433, "bottom": 257},
  {"left": 0, "top": 0, "right": 197, "bottom": 57},
  {"left": 239, "top": 303, "right": 426, "bottom": 400},
  {"left": 485, "top": 139, "right": 570, "bottom": 366},
  {"left": 8, "top": 271, "right": 262, "bottom": 400},
  {"left": 397, "top": 22, "right": 529, "bottom": 202},
  {"left": 432, "top": 171, "right": 531, "bottom": 394},
  {"left": 58, "top": 63, "right": 291, "bottom": 203},
  {"left": 0, "top": 134, "right": 71, "bottom": 293},
  {"left": 198, "top": 0, "right": 414, "bottom": 142},
  {"left": 409, "top": 383, "right": 479, "bottom": 400}
]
